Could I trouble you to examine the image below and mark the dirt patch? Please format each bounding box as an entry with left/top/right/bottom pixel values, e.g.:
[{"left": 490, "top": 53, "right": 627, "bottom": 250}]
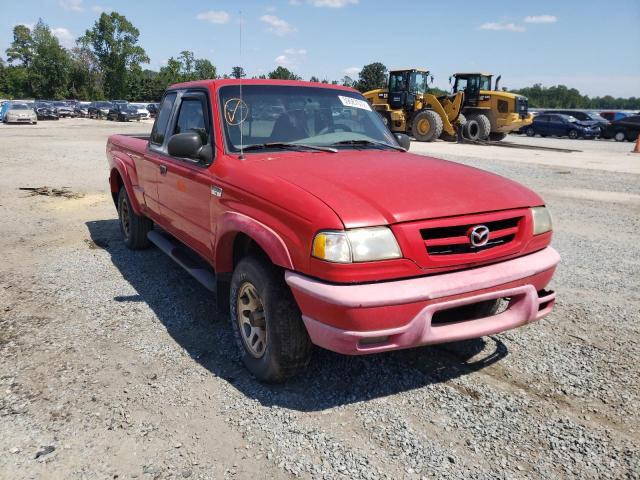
[{"left": 18, "top": 186, "right": 84, "bottom": 199}]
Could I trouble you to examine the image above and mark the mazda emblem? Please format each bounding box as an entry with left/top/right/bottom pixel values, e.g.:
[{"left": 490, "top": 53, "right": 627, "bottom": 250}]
[{"left": 469, "top": 225, "right": 490, "bottom": 247}]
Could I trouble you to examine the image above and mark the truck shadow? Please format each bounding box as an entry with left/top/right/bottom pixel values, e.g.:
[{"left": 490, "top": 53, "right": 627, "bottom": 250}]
[{"left": 87, "top": 219, "right": 509, "bottom": 412}]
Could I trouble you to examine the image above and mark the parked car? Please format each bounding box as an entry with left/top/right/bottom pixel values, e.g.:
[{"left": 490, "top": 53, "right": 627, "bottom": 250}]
[
  {"left": 52, "top": 101, "right": 75, "bottom": 118},
  {"left": 34, "top": 101, "right": 60, "bottom": 120},
  {"left": 111, "top": 99, "right": 128, "bottom": 106},
  {"left": 541, "top": 110, "right": 609, "bottom": 132},
  {"left": 107, "top": 103, "right": 141, "bottom": 122},
  {"left": 599, "top": 111, "right": 632, "bottom": 122},
  {"left": 146, "top": 103, "right": 159, "bottom": 117},
  {"left": 2, "top": 102, "right": 38, "bottom": 124},
  {"left": 601, "top": 115, "right": 640, "bottom": 142},
  {"left": 88, "top": 101, "right": 113, "bottom": 119},
  {"left": 524, "top": 113, "right": 600, "bottom": 139},
  {"left": 74, "top": 102, "right": 90, "bottom": 117},
  {"left": 106, "top": 79, "right": 559, "bottom": 382},
  {"left": 131, "top": 103, "right": 150, "bottom": 120}
]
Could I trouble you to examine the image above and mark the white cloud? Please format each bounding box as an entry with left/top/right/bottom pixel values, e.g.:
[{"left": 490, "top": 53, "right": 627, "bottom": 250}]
[
  {"left": 92, "top": 5, "right": 113, "bottom": 14},
  {"left": 309, "top": 0, "right": 358, "bottom": 7},
  {"left": 275, "top": 48, "right": 306, "bottom": 67},
  {"left": 59, "top": 0, "right": 84, "bottom": 12},
  {"left": 479, "top": 22, "right": 525, "bottom": 32},
  {"left": 260, "top": 15, "right": 296, "bottom": 36},
  {"left": 524, "top": 15, "right": 558, "bottom": 24},
  {"left": 196, "top": 10, "right": 230, "bottom": 24},
  {"left": 343, "top": 67, "right": 360, "bottom": 76},
  {"left": 52, "top": 27, "right": 75, "bottom": 48}
]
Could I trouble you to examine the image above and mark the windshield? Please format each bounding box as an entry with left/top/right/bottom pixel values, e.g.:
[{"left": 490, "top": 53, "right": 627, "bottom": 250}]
[
  {"left": 123, "top": 105, "right": 138, "bottom": 112},
  {"left": 218, "top": 85, "right": 397, "bottom": 153},
  {"left": 10, "top": 104, "right": 29, "bottom": 110},
  {"left": 53, "top": 102, "right": 66, "bottom": 107},
  {"left": 411, "top": 72, "right": 429, "bottom": 94}
]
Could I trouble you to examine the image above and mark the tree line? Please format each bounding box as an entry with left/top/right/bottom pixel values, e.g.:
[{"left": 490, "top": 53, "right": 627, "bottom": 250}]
[{"left": 1, "top": 12, "right": 637, "bottom": 110}]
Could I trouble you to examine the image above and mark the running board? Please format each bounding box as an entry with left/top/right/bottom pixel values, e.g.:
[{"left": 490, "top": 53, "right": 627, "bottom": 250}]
[{"left": 147, "top": 230, "right": 216, "bottom": 292}]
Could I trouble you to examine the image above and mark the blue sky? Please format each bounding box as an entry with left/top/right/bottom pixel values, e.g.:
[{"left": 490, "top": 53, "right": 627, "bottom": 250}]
[{"left": 2, "top": 0, "right": 639, "bottom": 97}]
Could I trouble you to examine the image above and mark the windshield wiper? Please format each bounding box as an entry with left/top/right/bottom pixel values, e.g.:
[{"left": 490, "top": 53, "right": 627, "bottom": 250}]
[
  {"left": 329, "top": 139, "right": 405, "bottom": 151},
  {"left": 241, "top": 142, "right": 337, "bottom": 153}
]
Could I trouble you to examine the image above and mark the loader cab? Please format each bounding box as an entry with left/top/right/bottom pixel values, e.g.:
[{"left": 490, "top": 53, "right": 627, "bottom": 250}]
[
  {"left": 453, "top": 73, "right": 493, "bottom": 107},
  {"left": 388, "top": 69, "right": 430, "bottom": 111}
]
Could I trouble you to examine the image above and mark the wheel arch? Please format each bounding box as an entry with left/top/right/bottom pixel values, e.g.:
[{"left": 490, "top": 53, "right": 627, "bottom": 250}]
[{"left": 109, "top": 158, "right": 143, "bottom": 215}]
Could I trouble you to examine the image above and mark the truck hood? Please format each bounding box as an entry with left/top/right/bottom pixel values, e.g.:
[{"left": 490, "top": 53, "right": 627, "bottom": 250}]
[{"left": 251, "top": 150, "right": 543, "bottom": 228}]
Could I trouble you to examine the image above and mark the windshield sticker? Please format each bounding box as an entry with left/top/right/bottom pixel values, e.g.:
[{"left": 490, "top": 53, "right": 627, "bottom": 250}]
[
  {"left": 224, "top": 98, "right": 249, "bottom": 125},
  {"left": 338, "top": 95, "right": 372, "bottom": 111}
]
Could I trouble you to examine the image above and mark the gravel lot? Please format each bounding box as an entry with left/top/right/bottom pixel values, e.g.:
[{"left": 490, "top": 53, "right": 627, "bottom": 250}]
[{"left": 1, "top": 119, "right": 638, "bottom": 479}]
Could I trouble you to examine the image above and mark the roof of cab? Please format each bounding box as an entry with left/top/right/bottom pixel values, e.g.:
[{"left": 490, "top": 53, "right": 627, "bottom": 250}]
[{"left": 167, "top": 78, "right": 359, "bottom": 92}]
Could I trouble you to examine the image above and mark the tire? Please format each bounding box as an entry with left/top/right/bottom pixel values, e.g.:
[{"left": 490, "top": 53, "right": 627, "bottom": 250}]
[
  {"left": 525, "top": 126, "right": 535, "bottom": 137},
  {"left": 117, "top": 188, "right": 153, "bottom": 250},
  {"left": 230, "top": 256, "right": 312, "bottom": 383},
  {"left": 489, "top": 132, "right": 507, "bottom": 141},
  {"left": 464, "top": 117, "right": 482, "bottom": 141},
  {"left": 568, "top": 129, "right": 579, "bottom": 139},
  {"left": 627, "top": 131, "right": 638, "bottom": 142},
  {"left": 411, "top": 110, "right": 443, "bottom": 142},
  {"left": 474, "top": 113, "right": 491, "bottom": 140}
]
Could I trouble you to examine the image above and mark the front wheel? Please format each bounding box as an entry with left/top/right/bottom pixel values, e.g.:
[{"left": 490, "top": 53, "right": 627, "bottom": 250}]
[
  {"left": 230, "top": 256, "right": 312, "bottom": 383},
  {"left": 614, "top": 131, "right": 626, "bottom": 142},
  {"left": 489, "top": 132, "right": 507, "bottom": 141},
  {"left": 411, "top": 110, "right": 443, "bottom": 142},
  {"left": 117, "top": 188, "right": 153, "bottom": 249},
  {"left": 568, "top": 129, "right": 579, "bottom": 139},
  {"left": 525, "top": 126, "right": 535, "bottom": 137}
]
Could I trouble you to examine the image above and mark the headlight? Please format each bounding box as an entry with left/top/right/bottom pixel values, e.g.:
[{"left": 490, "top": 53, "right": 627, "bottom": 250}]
[
  {"left": 531, "top": 206, "right": 552, "bottom": 235},
  {"left": 312, "top": 227, "right": 402, "bottom": 263}
]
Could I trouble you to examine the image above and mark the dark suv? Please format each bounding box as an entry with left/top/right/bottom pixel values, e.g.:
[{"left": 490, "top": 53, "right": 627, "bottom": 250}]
[
  {"left": 602, "top": 115, "right": 640, "bottom": 142},
  {"left": 524, "top": 113, "right": 600, "bottom": 139},
  {"left": 106, "top": 103, "right": 141, "bottom": 122},
  {"left": 88, "top": 101, "right": 113, "bottom": 119}
]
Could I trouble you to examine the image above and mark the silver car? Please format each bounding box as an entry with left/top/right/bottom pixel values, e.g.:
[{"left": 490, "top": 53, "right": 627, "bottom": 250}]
[{"left": 3, "top": 103, "right": 38, "bottom": 124}]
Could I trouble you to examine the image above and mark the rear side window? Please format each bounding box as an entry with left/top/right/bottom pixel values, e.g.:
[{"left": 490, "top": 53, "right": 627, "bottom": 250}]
[
  {"left": 150, "top": 92, "right": 177, "bottom": 145},
  {"left": 174, "top": 98, "right": 208, "bottom": 143}
]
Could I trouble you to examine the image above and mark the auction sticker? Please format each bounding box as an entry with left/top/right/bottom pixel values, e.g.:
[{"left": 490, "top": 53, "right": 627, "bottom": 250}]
[{"left": 338, "top": 95, "right": 372, "bottom": 111}]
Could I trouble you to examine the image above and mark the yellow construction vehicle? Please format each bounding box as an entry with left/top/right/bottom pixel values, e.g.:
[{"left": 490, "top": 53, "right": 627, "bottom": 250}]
[
  {"left": 451, "top": 73, "right": 533, "bottom": 141},
  {"left": 363, "top": 68, "right": 465, "bottom": 142}
]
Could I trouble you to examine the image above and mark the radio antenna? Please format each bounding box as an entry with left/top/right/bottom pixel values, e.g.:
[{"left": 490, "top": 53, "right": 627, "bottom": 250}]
[{"left": 238, "top": 10, "right": 245, "bottom": 160}]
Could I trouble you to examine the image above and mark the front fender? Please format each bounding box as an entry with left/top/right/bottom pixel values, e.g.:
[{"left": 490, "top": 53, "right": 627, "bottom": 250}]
[{"left": 215, "top": 211, "right": 294, "bottom": 273}]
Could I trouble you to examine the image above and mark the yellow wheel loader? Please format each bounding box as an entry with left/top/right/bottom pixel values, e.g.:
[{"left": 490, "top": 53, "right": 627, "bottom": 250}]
[
  {"left": 451, "top": 73, "right": 533, "bottom": 141},
  {"left": 363, "top": 69, "right": 465, "bottom": 142}
]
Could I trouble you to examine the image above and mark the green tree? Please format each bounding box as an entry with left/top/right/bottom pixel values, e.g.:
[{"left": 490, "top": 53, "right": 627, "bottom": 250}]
[
  {"left": 0, "top": 58, "right": 6, "bottom": 96},
  {"left": 179, "top": 50, "right": 195, "bottom": 81},
  {"left": 268, "top": 66, "right": 300, "bottom": 80},
  {"left": 231, "top": 66, "right": 246, "bottom": 79},
  {"left": 6, "top": 25, "right": 34, "bottom": 67},
  {"left": 80, "top": 12, "right": 149, "bottom": 99},
  {"left": 194, "top": 59, "right": 216, "bottom": 80},
  {"left": 29, "top": 20, "right": 71, "bottom": 99},
  {"left": 309, "top": 75, "right": 319, "bottom": 83},
  {"left": 355, "top": 62, "right": 387, "bottom": 92},
  {"left": 68, "top": 44, "right": 104, "bottom": 100},
  {"left": 341, "top": 75, "right": 354, "bottom": 87}
]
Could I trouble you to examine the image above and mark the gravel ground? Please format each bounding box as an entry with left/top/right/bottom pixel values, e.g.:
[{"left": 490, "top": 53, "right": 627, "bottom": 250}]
[{"left": 0, "top": 119, "right": 638, "bottom": 479}]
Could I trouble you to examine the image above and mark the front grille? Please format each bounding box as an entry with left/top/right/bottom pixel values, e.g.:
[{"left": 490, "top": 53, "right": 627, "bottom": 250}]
[{"left": 421, "top": 216, "right": 522, "bottom": 256}]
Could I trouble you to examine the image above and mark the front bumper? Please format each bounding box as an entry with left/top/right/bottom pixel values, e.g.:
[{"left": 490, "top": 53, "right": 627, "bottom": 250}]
[{"left": 286, "top": 247, "right": 560, "bottom": 355}]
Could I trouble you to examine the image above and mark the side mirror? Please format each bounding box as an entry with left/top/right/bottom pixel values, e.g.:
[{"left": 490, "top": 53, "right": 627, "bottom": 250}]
[
  {"left": 395, "top": 133, "right": 411, "bottom": 150},
  {"left": 167, "top": 131, "right": 209, "bottom": 162}
]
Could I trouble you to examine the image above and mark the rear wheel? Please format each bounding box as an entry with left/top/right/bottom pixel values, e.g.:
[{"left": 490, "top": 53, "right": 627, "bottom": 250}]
[
  {"left": 117, "top": 188, "right": 153, "bottom": 250},
  {"left": 411, "top": 110, "right": 443, "bottom": 142},
  {"left": 230, "top": 256, "right": 312, "bottom": 383},
  {"left": 489, "top": 132, "right": 507, "bottom": 141}
]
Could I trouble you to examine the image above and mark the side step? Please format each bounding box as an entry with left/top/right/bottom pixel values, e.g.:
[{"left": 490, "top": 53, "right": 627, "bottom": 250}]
[{"left": 147, "top": 230, "right": 216, "bottom": 292}]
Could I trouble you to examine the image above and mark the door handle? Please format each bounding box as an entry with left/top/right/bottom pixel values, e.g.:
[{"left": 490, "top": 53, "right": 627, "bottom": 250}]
[{"left": 159, "top": 164, "right": 167, "bottom": 175}]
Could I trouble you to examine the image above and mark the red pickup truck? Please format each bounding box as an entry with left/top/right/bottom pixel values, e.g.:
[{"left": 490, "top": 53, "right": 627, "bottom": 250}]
[{"left": 107, "top": 79, "right": 559, "bottom": 382}]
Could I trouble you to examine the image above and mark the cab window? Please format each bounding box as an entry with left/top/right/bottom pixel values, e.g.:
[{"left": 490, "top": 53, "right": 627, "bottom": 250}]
[
  {"left": 150, "top": 92, "right": 177, "bottom": 145},
  {"left": 174, "top": 98, "right": 207, "bottom": 144}
]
